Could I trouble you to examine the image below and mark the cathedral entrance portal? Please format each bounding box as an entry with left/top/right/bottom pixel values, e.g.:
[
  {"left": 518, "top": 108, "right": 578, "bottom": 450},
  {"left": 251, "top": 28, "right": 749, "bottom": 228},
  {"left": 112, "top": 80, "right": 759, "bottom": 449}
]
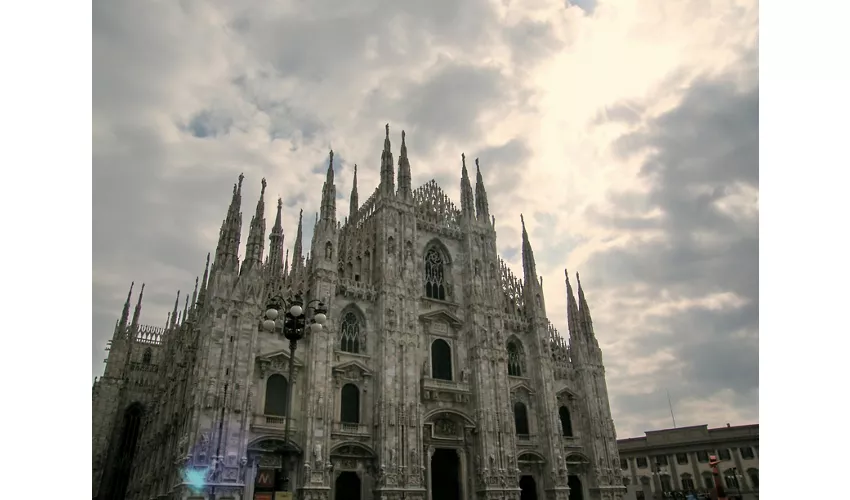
[
  {"left": 334, "top": 471, "right": 361, "bottom": 500},
  {"left": 431, "top": 448, "right": 461, "bottom": 500},
  {"left": 519, "top": 475, "right": 538, "bottom": 500},
  {"left": 567, "top": 475, "right": 584, "bottom": 500}
]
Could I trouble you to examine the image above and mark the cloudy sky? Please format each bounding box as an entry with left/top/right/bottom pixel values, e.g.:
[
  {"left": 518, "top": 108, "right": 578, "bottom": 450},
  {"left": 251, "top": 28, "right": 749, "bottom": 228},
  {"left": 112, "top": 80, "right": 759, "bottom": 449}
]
[{"left": 93, "top": 0, "right": 758, "bottom": 439}]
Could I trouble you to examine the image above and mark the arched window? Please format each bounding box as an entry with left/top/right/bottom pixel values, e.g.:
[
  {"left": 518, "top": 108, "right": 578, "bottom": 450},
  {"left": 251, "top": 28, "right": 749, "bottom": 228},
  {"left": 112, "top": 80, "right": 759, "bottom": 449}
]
[
  {"left": 507, "top": 341, "right": 523, "bottom": 376},
  {"left": 340, "top": 383, "right": 360, "bottom": 424},
  {"left": 340, "top": 312, "right": 362, "bottom": 354},
  {"left": 559, "top": 406, "right": 574, "bottom": 436},
  {"left": 142, "top": 348, "right": 152, "bottom": 365},
  {"left": 264, "top": 374, "right": 288, "bottom": 416},
  {"left": 723, "top": 469, "right": 739, "bottom": 489},
  {"left": 424, "top": 247, "right": 447, "bottom": 300},
  {"left": 680, "top": 473, "right": 695, "bottom": 491},
  {"left": 747, "top": 468, "right": 759, "bottom": 488},
  {"left": 513, "top": 402, "right": 529, "bottom": 435},
  {"left": 431, "top": 339, "right": 452, "bottom": 380},
  {"left": 702, "top": 472, "right": 714, "bottom": 489}
]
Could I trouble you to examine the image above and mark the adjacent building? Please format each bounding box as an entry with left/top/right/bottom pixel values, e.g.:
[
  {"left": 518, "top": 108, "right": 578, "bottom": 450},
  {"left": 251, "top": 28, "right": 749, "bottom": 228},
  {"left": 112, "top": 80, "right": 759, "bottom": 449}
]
[
  {"left": 617, "top": 424, "right": 759, "bottom": 500},
  {"left": 92, "top": 127, "right": 626, "bottom": 500}
]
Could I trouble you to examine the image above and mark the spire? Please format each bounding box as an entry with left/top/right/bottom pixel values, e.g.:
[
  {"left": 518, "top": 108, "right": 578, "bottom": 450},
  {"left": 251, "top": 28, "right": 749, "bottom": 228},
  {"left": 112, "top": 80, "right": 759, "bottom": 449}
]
[
  {"left": 380, "top": 124, "right": 395, "bottom": 195},
  {"left": 130, "top": 283, "right": 145, "bottom": 335},
  {"left": 170, "top": 291, "right": 180, "bottom": 328},
  {"left": 520, "top": 214, "right": 538, "bottom": 287},
  {"left": 267, "top": 198, "right": 286, "bottom": 279},
  {"left": 397, "top": 130, "right": 412, "bottom": 199},
  {"left": 283, "top": 248, "right": 290, "bottom": 280},
  {"left": 117, "top": 282, "right": 134, "bottom": 336},
  {"left": 190, "top": 277, "right": 199, "bottom": 317},
  {"left": 320, "top": 150, "right": 337, "bottom": 222},
  {"left": 243, "top": 178, "right": 267, "bottom": 274},
  {"left": 197, "top": 253, "right": 210, "bottom": 307},
  {"left": 460, "top": 153, "right": 475, "bottom": 218},
  {"left": 291, "top": 209, "right": 304, "bottom": 278},
  {"left": 474, "top": 158, "right": 490, "bottom": 221},
  {"left": 182, "top": 294, "right": 190, "bottom": 325},
  {"left": 214, "top": 173, "right": 245, "bottom": 273},
  {"left": 349, "top": 164, "right": 359, "bottom": 217},
  {"left": 576, "top": 272, "right": 597, "bottom": 341},
  {"left": 564, "top": 270, "right": 582, "bottom": 342}
]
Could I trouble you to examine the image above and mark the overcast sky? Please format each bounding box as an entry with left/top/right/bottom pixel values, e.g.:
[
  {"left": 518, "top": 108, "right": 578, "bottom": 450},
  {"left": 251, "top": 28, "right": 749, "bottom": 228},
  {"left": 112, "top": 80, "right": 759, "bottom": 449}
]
[{"left": 93, "top": 0, "right": 758, "bottom": 439}]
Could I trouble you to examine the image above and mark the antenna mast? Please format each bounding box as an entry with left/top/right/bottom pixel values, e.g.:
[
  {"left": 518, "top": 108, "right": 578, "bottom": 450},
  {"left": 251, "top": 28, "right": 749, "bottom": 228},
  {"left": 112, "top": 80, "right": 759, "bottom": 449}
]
[{"left": 667, "top": 389, "right": 677, "bottom": 428}]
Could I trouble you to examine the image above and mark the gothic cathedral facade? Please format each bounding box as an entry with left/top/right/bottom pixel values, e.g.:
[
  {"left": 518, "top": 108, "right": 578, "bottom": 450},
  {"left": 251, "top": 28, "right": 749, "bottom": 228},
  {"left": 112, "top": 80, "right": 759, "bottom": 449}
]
[{"left": 92, "top": 127, "right": 625, "bottom": 500}]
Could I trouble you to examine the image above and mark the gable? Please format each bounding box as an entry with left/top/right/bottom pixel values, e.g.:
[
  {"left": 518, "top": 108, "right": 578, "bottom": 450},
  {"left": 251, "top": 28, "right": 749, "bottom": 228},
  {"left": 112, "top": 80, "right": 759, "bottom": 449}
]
[
  {"left": 331, "top": 360, "right": 372, "bottom": 378},
  {"left": 510, "top": 381, "right": 535, "bottom": 397},
  {"left": 419, "top": 309, "right": 463, "bottom": 327},
  {"left": 257, "top": 349, "right": 304, "bottom": 368}
]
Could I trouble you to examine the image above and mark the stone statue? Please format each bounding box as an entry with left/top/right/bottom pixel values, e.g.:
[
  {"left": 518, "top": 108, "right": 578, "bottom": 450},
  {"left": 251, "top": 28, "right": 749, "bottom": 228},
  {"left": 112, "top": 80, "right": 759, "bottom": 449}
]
[{"left": 314, "top": 443, "right": 323, "bottom": 467}]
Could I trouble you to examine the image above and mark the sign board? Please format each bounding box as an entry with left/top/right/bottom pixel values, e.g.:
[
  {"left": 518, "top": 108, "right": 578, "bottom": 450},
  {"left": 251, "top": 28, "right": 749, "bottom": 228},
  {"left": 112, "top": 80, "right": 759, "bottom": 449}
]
[
  {"left": 274, "top": 493, "right": 293, "bottom": 500},
  {"left": 256, "top": 468, "right": 275, "bottom": 488},
  {"left": 254, "top": 494, "right": 273, "bottom": 500}
]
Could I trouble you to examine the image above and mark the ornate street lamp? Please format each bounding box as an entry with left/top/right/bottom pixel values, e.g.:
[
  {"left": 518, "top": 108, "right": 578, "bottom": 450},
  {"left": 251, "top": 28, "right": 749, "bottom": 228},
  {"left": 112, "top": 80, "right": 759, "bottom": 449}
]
[{"left": 262, "top": 294, "right": 328, "bottom": 492}]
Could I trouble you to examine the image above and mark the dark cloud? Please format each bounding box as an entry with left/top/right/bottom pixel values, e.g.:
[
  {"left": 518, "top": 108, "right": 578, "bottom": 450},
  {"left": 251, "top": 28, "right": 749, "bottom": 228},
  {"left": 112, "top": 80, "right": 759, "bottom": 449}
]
[
  {"left": 583, "top": 59, "right": 759, "bottom": 431},
  {"left": 365, "top": 61, "right": 516, "bottom": 148},
  {"left": 474, "top": 138, "right": 532, "bottom": 198},
  {"left": 567, "top": 0, "right": 598, "bottom": 15},
  {"left": 183, "top": 109, "right": 234, "bottom": 138}
]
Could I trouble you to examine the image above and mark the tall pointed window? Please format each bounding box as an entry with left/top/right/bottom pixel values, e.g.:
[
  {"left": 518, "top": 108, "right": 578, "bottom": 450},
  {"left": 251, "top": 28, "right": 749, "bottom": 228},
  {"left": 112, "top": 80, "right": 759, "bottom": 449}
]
[
  {"left": 513, "top": 402, "right": 530, "bottom": 435},
  {"left": 340, "top": 384, "right": 360, "bottom": 424},
  {"left": 264, "top": 374, "right": 288, "bottom": 416},
  {"left": 431, "top": 339, "right": 452, "bottom": 381},
  {"left": 424, "top": 248, "right": 446, "bottom": 300},
  {"left": 142, "top": 348, "right": 152, "bottom": 365},
  {"left": 340, "top": 312, "right": 362, "bottom": 354},
  {"left": 507, "top": 340, "right": 523, "bottom": 376},
  {"left": 559, "top": 406, "right": 574, "bottom": 436}
]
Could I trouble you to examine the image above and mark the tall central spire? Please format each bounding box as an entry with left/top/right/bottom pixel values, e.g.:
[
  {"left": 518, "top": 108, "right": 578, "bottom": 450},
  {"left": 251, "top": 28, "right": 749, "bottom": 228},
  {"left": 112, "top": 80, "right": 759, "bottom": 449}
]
[
  {"left": 474, "top": 158, "right": 490, "bottom": 221},
  {"left": 291, "top": 209, "right": 304, "bottom": 279},
  {"left": 242, "top": 178, "right": 267, "bottom": 274},
  {"left": 320, "top": 150, "right": 337, "bottom": 222},
  {"left": 380, "top": 124, "right": 395, "bottom": 195},
  {"left": 267, "top": 198, "right": 285, "bottom": 280},
  {"left": 520, "top": 214, "right": 539, "bottom": 287},
  {"left": 213, "top": 173, "right": 245, "bottom": 273},
  {"left": 397, "top": 130, "right": 412, "bottom": 199},
  {"left": 460, "top": 153, "right": 475, "bottom": 218},
  {"left": 349, "top": 164, "right": 359, "bottom": 217}
]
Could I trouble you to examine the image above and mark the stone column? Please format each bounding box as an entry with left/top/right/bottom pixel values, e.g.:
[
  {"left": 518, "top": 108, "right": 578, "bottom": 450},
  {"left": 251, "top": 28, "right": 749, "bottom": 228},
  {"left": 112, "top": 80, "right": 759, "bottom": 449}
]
[
  {"left": 688, "top": 452, "right": 700, "bottom": 486},
  {"left": 427, "top": 446, "right": 435, "bottom": 500},
  {"left": 245, "top": 456, "right": 258, "bottom": 500},
  {"left": 456, "top": 448, "right": 468, "bottom": 500},
  {"left": 731, "top": 447, "right": 749, "bottom": 492}
]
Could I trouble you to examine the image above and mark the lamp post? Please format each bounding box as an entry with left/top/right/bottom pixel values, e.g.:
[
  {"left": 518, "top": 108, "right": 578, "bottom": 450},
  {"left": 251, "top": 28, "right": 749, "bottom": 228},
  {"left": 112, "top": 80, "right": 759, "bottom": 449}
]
[{"left": 261, "top": 294, "right": 328, "bottom": 494}]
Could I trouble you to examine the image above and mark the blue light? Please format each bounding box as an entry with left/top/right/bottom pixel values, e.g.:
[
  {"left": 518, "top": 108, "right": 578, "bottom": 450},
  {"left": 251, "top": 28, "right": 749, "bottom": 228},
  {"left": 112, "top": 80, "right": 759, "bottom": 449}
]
[{"left": 184, "top": 467, "right": 208, "bottom": 491}]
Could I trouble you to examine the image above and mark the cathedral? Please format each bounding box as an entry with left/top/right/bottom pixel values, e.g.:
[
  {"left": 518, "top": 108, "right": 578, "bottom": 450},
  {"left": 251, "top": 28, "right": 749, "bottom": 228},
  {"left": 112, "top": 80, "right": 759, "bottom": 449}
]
[{"left": 92, "top": 126, "right": 625, "bottom": 500}]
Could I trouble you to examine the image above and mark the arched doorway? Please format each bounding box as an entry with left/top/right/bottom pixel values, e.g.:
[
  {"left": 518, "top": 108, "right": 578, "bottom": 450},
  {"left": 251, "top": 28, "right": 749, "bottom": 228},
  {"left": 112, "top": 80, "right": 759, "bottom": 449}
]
[
  {"left": 103, "top": 402, "right": 144, "bottom": 500},
  {"left": 568, "top": 475, "right": 584, "bottom": 500},
  {"left": 431, "top": 448, "right": 461, "bottom": 500},
  {"left": 334, "top": 471, "right": 361, "bottom": 500},
  {"left": 520, "top": 475, "right": 538, "bottom": 500}
]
